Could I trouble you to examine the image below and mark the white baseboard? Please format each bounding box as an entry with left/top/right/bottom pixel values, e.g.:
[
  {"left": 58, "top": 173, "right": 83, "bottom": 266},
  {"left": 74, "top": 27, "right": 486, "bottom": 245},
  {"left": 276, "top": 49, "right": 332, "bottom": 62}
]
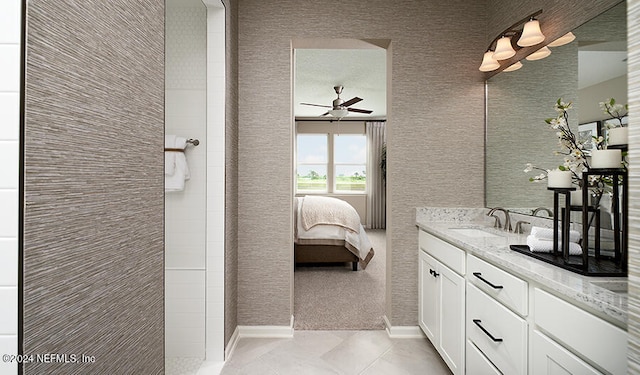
[
  {"left": 236, "top": 315, "right": 295, "bottom": 338},
  {"left": 224, "top": 326, "right": 240, "bottom": 361},
  {"left": 383, "top": 315, "right": 425, "bottom": 338}
]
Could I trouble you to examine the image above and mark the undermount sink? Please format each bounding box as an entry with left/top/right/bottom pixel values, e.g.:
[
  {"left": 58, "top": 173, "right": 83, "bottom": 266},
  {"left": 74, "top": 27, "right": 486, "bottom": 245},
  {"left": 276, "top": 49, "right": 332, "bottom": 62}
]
[
  {"left": 448, "top": 228, "right": 502, "bottom": 238},
  {"left": 591, "top": 280, "right": 628, "bottom": 295}
]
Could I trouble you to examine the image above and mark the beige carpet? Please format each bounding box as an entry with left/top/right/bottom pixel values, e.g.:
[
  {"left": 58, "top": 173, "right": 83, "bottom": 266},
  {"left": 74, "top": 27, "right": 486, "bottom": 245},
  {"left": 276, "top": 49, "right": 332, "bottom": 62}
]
[{"left": 294, "top": 229, "right": 386, "bottom": 330}]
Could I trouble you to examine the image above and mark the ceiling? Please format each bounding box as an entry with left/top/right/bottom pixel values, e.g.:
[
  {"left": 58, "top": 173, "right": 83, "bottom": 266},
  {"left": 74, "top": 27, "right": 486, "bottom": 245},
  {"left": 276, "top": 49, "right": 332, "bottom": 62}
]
[
  {"left": 294, "top": 48, "right": 387, "bottom": 120},
  {"left": 578, "top": 41, "right": 627, "bottom": 90}
]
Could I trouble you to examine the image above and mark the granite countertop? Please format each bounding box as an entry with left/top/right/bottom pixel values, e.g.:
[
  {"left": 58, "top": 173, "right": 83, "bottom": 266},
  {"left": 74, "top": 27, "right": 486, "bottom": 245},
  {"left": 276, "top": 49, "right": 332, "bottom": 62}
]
[{"left": 416, "top": 208, "right": 627, "bottom": 328}]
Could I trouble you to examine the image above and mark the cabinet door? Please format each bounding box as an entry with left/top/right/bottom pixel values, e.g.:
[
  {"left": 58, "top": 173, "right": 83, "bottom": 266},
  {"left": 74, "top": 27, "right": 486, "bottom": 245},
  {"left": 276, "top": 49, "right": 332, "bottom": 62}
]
[
  {"left": 438, "top": 263, "right": 465, "bottom": 375},
  {"left": 531, "top": 330, "right": 601, "bottom": 375},
  {"left": 418, "top": 250, "right": 438, "bottom": 342}
]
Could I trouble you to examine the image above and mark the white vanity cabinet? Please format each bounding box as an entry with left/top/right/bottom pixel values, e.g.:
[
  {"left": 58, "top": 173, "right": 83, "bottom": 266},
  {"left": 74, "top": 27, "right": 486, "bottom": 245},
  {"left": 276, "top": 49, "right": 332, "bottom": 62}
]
[
  {"left": 419, "top": 231, "right": 466, "bottom": 375},
  {"left": 417, "top": 227, "right": 628, "bottom": 375},
  {"left": 532, "top": 288, "right": 627, "bottom": 375}
]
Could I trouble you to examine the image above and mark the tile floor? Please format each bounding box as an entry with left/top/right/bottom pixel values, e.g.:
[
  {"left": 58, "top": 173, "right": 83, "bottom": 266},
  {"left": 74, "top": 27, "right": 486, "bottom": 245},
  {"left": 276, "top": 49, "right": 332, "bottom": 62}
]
[{"left": 219, "top": 330, "right": 451, "bottom": 375}]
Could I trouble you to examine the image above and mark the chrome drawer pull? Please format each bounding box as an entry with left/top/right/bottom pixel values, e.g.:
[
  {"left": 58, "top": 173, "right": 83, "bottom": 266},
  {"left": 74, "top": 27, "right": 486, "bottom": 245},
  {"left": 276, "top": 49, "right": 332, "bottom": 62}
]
[
  {"left": 473, "top": 319, "right": 503, "bottom": 342},
  {"left": 473, "top": 272, "right": 503, "bottom": 289}
]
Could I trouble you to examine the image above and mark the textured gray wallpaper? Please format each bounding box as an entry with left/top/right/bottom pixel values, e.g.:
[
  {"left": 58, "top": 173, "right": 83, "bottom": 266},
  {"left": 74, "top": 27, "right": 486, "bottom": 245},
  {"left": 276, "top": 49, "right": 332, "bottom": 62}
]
[
  {"left": 486, "top": 45, "right": 578, "bottom": 209},
  {"left": 223, "top": 0, "right": 239, "bottom": 348},
  {"left": 23, "top": 1, "right": 165, "bottom": 374},
  {"left": 627, "top": 0, "right": 640, "bottom": 372},
  {"left": 237, "top": 0, "right": 487, "bottom": 326}
]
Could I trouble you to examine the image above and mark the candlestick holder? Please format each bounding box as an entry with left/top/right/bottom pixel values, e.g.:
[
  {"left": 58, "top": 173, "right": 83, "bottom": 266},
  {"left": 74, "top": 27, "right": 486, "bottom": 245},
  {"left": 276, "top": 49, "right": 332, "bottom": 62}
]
[
  {"left": 581, "top": 168, "right": 627, "bottom": 274},
  {"left": 548, "top": 187, "right": 575, "bottom": 262}
]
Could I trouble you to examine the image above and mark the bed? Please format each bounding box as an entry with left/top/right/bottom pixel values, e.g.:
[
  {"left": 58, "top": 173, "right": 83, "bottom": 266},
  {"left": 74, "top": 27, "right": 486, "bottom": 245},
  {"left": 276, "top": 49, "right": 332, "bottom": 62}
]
[{"left": 294, "top": 196, "right": 375, "bottom": 271}]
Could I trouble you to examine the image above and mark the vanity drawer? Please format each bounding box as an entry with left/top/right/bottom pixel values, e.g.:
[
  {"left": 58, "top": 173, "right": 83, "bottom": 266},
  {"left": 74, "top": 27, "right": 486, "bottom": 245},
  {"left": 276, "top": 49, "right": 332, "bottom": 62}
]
[
  {"left": 466, "top": 340, "right": 501, "bottom": 375},
  {"left": 467, "top": 254, "right": 528, "bottom": 316},
  {"left": 419, "top": 230, "right": 465, "bottom": 275},
  {"left": 534, "top": 288, "right": 627, "bottom": 375},
  {"left": 467, "top": 283, "right": 527, "bottom": 375}
]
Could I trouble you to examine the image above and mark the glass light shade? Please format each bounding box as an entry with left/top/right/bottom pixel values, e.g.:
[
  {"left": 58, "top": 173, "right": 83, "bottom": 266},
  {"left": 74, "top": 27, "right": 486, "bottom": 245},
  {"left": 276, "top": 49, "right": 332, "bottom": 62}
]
[
  {"left": 479, "top": 51, "right": 500, "bottom": 71},
  {"left": 517, "top": 19, "right": 545, "bottom": 47},
  {"left": 525, "top": 46, "right": 551, "bottom": 61},
  {"left": 328, "top": 108, "right": 349, "bottom": 117},
  {"left": 547, "top": 32, "right": 576, "bottom": 47},
  {"left": 493, "top": 36, "right": 516, "bottom": 60},
  {"left": 503, "top": 61, "right": 523, "bottom": 72}
]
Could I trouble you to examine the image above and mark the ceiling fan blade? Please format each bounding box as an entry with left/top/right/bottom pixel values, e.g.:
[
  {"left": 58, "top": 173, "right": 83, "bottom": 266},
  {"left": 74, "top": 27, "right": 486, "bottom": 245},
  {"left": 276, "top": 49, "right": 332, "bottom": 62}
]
[
  {"left": 341, "top": 97, "right": 363, "bottom": 107},
  {"left": 300, "top": 102, "right": 332, "bottom": 108},
  {"left": 347, "top": 107, "right": 373, "bottom": 114}
]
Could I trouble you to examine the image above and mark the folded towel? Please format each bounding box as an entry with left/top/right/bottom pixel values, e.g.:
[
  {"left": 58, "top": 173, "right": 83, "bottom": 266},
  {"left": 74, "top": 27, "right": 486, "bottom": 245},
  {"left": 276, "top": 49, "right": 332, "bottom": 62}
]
[
  {"left": 165, "top": 135, "right": 190, "bottom": 192},
  {"left": 526, "top": 235, "right": 583, "bottom": 255},
  {"left": 530, "top": 226, "right": 581, "bottom": 243}
]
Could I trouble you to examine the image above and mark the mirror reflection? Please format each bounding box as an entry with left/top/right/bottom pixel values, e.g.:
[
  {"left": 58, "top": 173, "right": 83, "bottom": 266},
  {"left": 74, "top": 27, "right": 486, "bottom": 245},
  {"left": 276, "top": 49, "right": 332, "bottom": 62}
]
[{"left": 485, "top": 2, "right": 627, "bottom": 220}]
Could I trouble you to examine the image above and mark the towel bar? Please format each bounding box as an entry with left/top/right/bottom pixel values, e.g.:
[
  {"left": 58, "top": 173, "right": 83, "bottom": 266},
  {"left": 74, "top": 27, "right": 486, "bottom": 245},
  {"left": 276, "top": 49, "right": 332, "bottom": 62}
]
[{"left": 164, "top": 138, "right": 200, "bottom": 152}]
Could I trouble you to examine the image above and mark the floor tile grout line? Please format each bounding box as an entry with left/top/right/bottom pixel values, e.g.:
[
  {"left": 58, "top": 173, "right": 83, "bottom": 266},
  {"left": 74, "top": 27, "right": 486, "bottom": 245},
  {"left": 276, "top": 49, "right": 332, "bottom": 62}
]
[{"left": 357, "top": 344, "right": 394, "bottom": 375}]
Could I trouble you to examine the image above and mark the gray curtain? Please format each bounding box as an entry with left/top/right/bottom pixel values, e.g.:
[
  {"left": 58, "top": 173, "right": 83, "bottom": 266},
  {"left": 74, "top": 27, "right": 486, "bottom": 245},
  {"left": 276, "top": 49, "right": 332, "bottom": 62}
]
[{"left": 366, "top": 121, "right": 386, "bottom": 229}]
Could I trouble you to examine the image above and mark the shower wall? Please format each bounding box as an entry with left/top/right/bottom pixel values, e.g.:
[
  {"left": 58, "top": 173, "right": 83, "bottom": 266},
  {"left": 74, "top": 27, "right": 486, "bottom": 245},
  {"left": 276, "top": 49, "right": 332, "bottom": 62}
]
[
  {"left": 0, "top": 1, "right": 20, "bottom": 374},
  {"left": 165, "top": 4, "right": 207, "bottom": 358}
]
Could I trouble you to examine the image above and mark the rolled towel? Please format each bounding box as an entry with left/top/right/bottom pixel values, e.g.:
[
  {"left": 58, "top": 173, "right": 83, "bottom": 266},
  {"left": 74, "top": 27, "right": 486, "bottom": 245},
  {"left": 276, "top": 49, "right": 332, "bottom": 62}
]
[
  {"left": 530, "top": 226, "right": 581, "bottom": 243},
  {"left": 526, "top": 235, "right": 583, "bottom": 255}
]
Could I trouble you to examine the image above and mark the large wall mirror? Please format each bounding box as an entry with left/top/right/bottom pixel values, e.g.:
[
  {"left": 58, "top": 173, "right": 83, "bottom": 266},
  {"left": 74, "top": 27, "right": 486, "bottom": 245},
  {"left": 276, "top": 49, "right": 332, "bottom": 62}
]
[{"left": 485, "top": 1, "right": 627, "bottom": 220}]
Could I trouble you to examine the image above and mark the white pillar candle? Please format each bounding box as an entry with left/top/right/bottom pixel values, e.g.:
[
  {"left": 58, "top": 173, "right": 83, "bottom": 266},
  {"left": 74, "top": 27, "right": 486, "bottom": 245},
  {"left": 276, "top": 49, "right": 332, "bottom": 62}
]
[
  {"left": 570, "top": 190, "right": 582, "bottom": 206},
  {"left": 547, "top": 169, "right": 573, "bottom": 188},
  {"left": 590, "top": 149, "right": 622, "bottom": 169},
  {"left": 608, "top": 127, "right": 628, "bottom": 145}
]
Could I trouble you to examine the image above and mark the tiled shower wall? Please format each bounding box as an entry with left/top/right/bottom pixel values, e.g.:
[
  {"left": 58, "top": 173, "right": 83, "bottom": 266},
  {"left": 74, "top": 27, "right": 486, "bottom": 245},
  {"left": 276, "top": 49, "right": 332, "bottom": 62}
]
[
  {"left": 165, "top": 5, "right": 207, "bottom": 358},
  {"left": 0, "top": 1, "right": 20, "bottom": 374}
]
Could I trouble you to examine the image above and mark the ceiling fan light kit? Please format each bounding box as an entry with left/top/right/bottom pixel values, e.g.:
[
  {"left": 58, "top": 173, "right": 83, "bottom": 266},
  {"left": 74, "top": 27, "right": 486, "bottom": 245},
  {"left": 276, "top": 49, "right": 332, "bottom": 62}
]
[
  {"left": 328, "top": 108, "right": 349, "bottom": 118},
  {"left": 300, "top": 85, "right": 373, "bottom": 118}
]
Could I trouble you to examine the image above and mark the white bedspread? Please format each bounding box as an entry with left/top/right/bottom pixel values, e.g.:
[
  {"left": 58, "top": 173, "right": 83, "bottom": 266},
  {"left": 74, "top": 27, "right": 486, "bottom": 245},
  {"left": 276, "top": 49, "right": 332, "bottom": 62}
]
[
  {"left": 300, "top": 195, "right": 361, "bottom": 233},
  {"left": 295, "top": 197, "right": 373, "bottom": 263}
]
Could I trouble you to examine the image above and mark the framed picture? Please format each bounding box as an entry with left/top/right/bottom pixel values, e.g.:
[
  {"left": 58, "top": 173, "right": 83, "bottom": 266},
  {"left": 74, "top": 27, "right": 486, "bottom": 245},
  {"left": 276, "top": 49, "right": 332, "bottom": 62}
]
[{"left": 578, "top": 121, "right": 601, "bottom": 151}]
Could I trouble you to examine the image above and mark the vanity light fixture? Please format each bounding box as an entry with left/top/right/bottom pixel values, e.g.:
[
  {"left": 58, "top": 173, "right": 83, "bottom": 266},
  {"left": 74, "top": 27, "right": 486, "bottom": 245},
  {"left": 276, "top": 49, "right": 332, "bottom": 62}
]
[
  {"left": 517, "top": 18, "right": 546, "bottom": 47},
  {"left": 503, "top": 61, "right": 523, "bottom": 72},
  {"left": 478, "top": 9, "right": 543, "bottom": 72},
  {"left": 493, "top": 36, "right": 517, "bottom": 60},
  {"left": 525, "top": 46, "right": 551, "bottom": 61},
  {"left": 547, "top": 32, "right": 576, "bottom": 47},
  {"left": 479, "top": 50, "right": 500, "bottom": 71}
]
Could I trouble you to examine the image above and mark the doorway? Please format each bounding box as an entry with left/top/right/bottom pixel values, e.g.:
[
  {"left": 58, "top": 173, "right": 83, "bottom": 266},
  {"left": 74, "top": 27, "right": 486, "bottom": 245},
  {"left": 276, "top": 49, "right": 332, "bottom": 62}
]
[{"left": 292, "top": 39, "right": 389, "bottom": 330}]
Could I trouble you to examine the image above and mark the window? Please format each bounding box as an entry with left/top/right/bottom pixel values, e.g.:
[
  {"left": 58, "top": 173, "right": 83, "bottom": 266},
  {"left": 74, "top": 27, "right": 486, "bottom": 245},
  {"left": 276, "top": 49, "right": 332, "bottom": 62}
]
[
  {"left": 295, "top": 127, "right": 367, "bottom": 194},
  {"left": 296, "top": 134, "right": 328, "bottom": 192},
  {"left": 334, "top": 135, "right": 366, "bottom": 192}
]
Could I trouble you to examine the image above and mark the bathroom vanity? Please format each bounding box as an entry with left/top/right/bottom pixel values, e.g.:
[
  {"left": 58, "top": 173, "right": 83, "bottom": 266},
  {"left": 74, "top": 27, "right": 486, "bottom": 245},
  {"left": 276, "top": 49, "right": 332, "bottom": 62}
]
[{"left": 416, "top": 209, "right": 627, "bottom": 375}]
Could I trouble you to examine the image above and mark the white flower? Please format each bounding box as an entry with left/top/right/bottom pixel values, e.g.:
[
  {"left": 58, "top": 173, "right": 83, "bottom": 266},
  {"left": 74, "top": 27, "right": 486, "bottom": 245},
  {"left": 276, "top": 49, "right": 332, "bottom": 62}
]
[{"left": 524, "top": 163, "right": 533, "bottom": 173}]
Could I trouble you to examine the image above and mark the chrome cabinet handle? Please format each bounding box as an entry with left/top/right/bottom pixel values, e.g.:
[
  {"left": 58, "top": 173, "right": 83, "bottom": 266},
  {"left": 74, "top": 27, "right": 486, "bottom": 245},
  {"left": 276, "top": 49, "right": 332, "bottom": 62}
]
[
  {"left": 473, "top": 272, "right": 503, "bottom": 289},
  {"left": 473, "top": 319, "right": 503, "bottom": 342}
]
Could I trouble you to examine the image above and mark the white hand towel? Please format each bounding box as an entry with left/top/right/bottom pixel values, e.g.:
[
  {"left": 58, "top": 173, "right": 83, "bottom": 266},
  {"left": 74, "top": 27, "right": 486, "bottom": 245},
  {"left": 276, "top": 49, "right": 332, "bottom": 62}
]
[
  {"left": 526, "top": 235, "right": 583, "bottom": 255},
  {"left": 165, "top": 134, "right": 177, "bottom": 176},
  {"left": 165, "top": 136, "right": 190, "bottom": 192},
  {"left": 530, "top": 226, "right": 581, "bottom": 243}
]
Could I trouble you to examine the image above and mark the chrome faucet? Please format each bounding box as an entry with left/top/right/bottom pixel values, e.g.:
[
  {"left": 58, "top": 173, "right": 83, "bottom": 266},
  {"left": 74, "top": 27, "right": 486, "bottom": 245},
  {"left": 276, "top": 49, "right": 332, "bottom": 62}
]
[
  {"left": 532, "top": 207, "right": 553, "bottom": 217},
  {"left": 487, "top": 207, "right": 512, "bottom": 232}
]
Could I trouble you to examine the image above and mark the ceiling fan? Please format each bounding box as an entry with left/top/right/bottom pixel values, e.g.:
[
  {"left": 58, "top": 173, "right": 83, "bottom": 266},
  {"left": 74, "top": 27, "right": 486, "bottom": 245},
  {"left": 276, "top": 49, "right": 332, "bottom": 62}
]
[{"left": 300, "top": 85, "right": 373, "bottom": 117}]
